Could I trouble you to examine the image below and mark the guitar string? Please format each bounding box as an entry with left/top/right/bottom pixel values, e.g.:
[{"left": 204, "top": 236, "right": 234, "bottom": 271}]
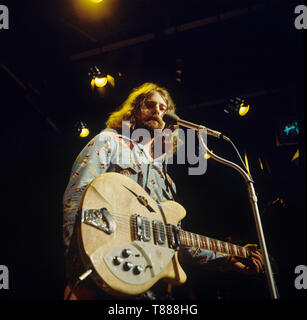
[{"left": 82, "top": 210, "right": 249, "bottom": 258}]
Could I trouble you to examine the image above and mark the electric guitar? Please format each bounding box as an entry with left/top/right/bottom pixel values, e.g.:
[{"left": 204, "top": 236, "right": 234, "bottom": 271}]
[{"left": 76, "top": 172, "right": 254, "bottom": 297}]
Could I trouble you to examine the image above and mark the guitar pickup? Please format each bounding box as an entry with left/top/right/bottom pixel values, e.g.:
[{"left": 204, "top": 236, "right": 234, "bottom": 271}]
[
  {"left": 166, "top": 224, "right": 180, "bottom": 250},
  {"left": 131, "top": 215, "right": 151, "bottom": 242},
  {"left": 152, "top": 220, "right": 166, "bottom": 245}
]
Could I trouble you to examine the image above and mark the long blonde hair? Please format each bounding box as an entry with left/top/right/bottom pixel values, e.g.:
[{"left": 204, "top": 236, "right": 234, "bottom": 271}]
[
  {"left": 105, "top": 83, "right": 180, "bottom": 155},
  {"left": 106, "top": 82, "right": 177, "bottom": 132}
]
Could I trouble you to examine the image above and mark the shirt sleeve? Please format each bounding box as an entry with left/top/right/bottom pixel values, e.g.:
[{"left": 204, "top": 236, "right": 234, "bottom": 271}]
[
  {"left": 178, "top": 247, "right": 232, "bottom": 271},
  {"left": 62, "top": 130, "right": 117, "bottom": 256}
]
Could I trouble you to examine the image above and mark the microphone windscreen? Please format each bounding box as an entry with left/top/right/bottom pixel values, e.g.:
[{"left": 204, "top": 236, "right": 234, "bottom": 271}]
[{"left": 163, "top": 112, "right": 179, "bottom": 125}]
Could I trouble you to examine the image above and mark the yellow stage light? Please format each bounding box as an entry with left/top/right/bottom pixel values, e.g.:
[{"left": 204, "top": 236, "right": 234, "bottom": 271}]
[
  {"left": 80, "top": 127, "right": 90, "bottom": 138},
  {"left": 76, "top": 121, "right": 90, "bottom": 138},
  {"left": 107, "top": 74, "right": 115, "bottom": 87},
  {"left": 90, "top": 0, "right": 103, "bottom": 3},
  {"left": 94, "top": 76, "right": 108, "bottom": 88},
  {"left": 292, "top": 148, "right": 299, "bottom": 161},
  {"left": 238, "top": 103, "right": 250, "bottom": 117},
  {"left": 225, "top": 97, "right": 250, "bottom": 117},
  {"left": 258, "top": 157, "right": 264, "bottom": 170}
]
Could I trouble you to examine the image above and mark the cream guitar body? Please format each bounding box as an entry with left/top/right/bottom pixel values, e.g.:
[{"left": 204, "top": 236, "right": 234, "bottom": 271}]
[
  {"left": 76, "top": 172, "right": 252, "bottom": 297},
  {"left": 77, "top": 172, "right": 187, "bottom": 297}
]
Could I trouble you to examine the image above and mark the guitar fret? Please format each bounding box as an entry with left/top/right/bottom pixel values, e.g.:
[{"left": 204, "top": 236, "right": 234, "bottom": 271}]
[
  {"left": 209, "top": 239, "right": 213, "bottom": 251},
  {"left": 238, "top": 246, "right": 243, "bottom": 257},
  {"left": 210, "top": 239, "right": 215, "bottom": 251},
  {"left": 197, "top": 234, "right": 201, "bottom": 248},
  {"left": 183, "top": 231, "right": 188, "bottom": 246},
  {"left": 229, "top": 243, "right": 234, "bottom": 255},
  {"left": 207, "top": 238, "right": 211, "bottom": 250},
  {"left": 213, "top": 239, "right": 218, "bottom": 252},
  {"left": 243, "top": 247, "right": 249, "bottom": 258},
  {"left": 188, "top": 232, "right": 193, "bottom": 247},
  {"left": 220, "top": 241, "right": 227, "bottom": 254},
  {"left": 179, "top": 230, "right": 249, "bottom": 259},
  {"left": 200, "top": 236, "right": 206, "bottom": 249},
  {"left": 193, "top": 233, "right": 198, "bottom": 248},
  {"left": 183, "top": 231, "right": 189, "bottom": 247}
]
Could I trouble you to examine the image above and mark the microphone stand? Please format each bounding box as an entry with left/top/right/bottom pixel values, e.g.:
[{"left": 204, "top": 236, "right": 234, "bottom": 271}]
[{"left": 197, "top": 130, "right": 279, "bottom": 299}]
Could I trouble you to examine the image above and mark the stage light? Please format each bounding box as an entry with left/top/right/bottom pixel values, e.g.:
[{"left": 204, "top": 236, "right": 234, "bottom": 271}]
[
  {"left": 94, "top": 76, "right": 108, "bottom": 88},
  {"left": 89, "top": 66, "right": 115, "bottom": 89},
  {"left": 106, "top": 74, "right": 115, "bottom": 88},
  {"left": 90, "top": 0, "right": 103, "bottom": 3},
  {"left": 238, "top": 102, "right": 250, "bottom": 117},
  {"left": 80, "top": 127, "right": 90, "bottom": 137},
  {"left": 258, "top": 157, "right": 264, "bottom": 170},
  {"left": 76, "top": 121, "right": 90, "bottom": 138},
  {"left": 292, "top": 148, "right": 299, "bottom": 161},
  {"left": 225, "top": 97, "right": 250, "bottom": 117}
]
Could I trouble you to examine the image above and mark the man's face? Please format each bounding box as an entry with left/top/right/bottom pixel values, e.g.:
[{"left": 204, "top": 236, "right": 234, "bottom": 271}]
[{"left": 135, "top": 91, "right": 168, "bottom": 133}]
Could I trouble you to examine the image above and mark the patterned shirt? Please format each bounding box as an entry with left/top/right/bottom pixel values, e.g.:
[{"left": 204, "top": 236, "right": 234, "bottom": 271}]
[{"left": 63, "top": 129, "right": 228, "bottom": 268}]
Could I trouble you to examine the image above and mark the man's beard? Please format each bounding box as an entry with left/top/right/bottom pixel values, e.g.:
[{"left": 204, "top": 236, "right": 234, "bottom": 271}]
[{"left": 138, "top": 117, "right": 165, "bottom": 135}]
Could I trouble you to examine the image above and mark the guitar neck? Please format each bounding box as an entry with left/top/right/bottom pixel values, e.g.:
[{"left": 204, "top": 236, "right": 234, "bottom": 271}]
[{"left": 178, "top": 229, "right": 250, "bottom": 259}]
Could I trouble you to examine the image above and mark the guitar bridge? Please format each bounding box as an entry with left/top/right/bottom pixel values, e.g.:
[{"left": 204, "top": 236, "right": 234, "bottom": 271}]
[{"left": 81, "top": 208, "right": 116, "bottom": 234}]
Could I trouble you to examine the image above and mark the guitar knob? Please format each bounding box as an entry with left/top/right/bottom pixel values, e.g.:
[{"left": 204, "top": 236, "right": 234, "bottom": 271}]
[
  {"left": 113, "top": 256, "right": 123, "bottom": 265},
  {"left": 123, "top": 262, "right": 133, "bottom": 271},
  {"left": 133, "top": 265, "right": 144, "bottom": 275},
  {"left": 122, "top": 248, "right": 132, "bottom": 258}
]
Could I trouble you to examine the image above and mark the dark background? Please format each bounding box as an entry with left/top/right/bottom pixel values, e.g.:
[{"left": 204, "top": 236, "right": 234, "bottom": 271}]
[{"left": 0, "top": 0, "right": 305, "bottom": 301}]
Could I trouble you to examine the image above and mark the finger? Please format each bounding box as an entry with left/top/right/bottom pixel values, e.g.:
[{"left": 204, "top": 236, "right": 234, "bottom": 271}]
[
  {"left": 251, "top": 250, "right": 263, "bottom": 262},
  {"left": 251, "top": 258, "right": 262, "bottom": 273},
  {"left": 251, "top": 250, "right": 264, "bottom": 262},
  {"left": 244, "top": 243, "right": 258, "bottom": 249}
]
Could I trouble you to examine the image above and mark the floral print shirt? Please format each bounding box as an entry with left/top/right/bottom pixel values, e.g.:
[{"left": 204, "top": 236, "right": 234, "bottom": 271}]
[{"left": 63, "top": 129, "right": 227, "bottom": 267}]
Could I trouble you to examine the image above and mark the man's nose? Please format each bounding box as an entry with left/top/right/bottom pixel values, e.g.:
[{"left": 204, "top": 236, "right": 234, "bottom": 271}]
[{"left": 152, "top": 104, "right": 162, "bottom": 116}]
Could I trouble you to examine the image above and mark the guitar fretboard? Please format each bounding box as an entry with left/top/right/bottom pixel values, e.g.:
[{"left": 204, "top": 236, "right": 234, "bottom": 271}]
[{"left": 178, "top": 229, "right": 250, "bottom": 259}]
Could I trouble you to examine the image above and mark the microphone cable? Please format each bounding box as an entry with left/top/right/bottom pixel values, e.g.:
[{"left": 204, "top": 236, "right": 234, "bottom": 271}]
[{"left": 65, "top": 269, "right": 93, "bottom": 300}]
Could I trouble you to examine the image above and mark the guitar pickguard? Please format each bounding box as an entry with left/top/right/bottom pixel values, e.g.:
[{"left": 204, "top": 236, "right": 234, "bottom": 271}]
[{"left": 103, "top": 241, "right": 175, "bottom": 285}]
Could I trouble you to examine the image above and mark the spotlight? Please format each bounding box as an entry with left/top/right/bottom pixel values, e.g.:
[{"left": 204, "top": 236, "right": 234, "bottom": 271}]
[
  {"left": 90, "top": 0, "right": 103, "bottom": 3},
  {"left": 225, "top": 97, "right": 250, "bottom": 117},
  {"left": 238, "top": 102, "right": 250, "bottom": 117},
  {"left": 88, "top": 66, "right": 115, "bottom": 89},
  {"left": 93, "top": 76, "right": 108, "bottom": 88},
  {"left": 76, "top": 121, "right": 90, "bottom": 138}
]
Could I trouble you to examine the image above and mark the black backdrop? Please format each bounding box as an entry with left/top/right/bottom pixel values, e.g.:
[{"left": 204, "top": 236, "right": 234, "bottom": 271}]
[{"left": 0, "top": 0, "right": 305, "bottom": 301}]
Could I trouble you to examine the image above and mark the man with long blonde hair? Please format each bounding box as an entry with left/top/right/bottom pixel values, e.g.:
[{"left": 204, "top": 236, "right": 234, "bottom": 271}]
[{"left": 63, "top": 82, "right": 264, "bottom": 300}]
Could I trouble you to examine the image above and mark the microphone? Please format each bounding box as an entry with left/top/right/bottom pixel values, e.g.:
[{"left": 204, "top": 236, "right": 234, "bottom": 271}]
[{"left": 163, "top": 113, "right": 230, "bottom": 141}]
